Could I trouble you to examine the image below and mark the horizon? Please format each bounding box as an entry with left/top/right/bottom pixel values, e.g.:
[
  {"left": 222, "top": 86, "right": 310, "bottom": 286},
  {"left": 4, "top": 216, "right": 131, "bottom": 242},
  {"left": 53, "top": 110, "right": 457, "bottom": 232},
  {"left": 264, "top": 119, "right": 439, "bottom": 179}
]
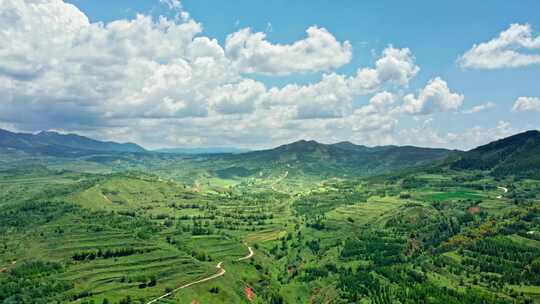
[
  {"left": 1, "top": 1, "right": 539, "bottom": 150},
  {"left": 3, "top": 3, "right": 540, "bottom": 303},
  {"left": 2, "top": 126, "right": 538, "bottom": 152}
]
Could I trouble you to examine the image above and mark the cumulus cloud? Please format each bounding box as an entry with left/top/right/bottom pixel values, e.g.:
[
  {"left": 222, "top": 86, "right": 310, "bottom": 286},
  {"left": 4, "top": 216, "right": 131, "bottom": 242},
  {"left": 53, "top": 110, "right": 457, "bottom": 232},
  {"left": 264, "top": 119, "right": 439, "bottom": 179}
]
[
  {"left": 210, "top": 79, "right": 266, "bottom": 114},
  {"left": 0, "top": 0, "right": 242, "bottom": 129},
  {"left": 445, "top": 121, "right": 518, "bottom": 150},
  {"left": 512, "top": 96, "right": 540, "bottom": 112},
  {"left": 462, "top": 101, "right": 495, "bottom": 114},
  {"left": 316, "top": 92, "right": 398, "bottom": 146},
  {"left": 349, "top": 46, "right": 419, "bottom": 91},
  {"left": 264, "top": 46, "right": 419, "bottom": 119},
  {"left": 372, "top": 47, "right": 420, "bottom": 86},
  {"left": 355, "top": 92, "right": 397, "bottom": 115},
  {"left": 0, "top": 0, "right": 365, "bottom": 130},
  {"left": 396, "top": 118, "right": 448, "bottom": 148},
  {"left": 159, "top": 0, "right": 182, "bottom": 10},
  {"left": 350, "top": 92, "right": 397, "bottom": 134},
  {"left": 402, "top": 77, "right": 464, "bottom": 115},
  {"left": 264, "top": 73, "right": 352, "bottom": 119},
  {"left": 397, "top": 120, "right": 518, "bottom": 150},
  {"left": 459, "top": 23, "right": 540, "bottom": 69},
  {"left": 1, "top": 0, "right": 505, "bottom": 150},
  {"left": 225, "top": 26, "right": 352, "bottom": 75},
  {"left": 369, "top": 91, "right": 396, "bottom": 107}
]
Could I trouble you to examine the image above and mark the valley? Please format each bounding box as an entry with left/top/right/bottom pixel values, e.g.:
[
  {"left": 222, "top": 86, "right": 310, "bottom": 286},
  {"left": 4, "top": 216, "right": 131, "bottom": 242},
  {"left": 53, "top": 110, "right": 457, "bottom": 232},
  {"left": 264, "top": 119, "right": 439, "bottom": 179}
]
[
  {"left": 3, "top": 1, "right": 539, "bottom": 303},
  {"left": 0, "top": 130, "right": 540, "bottom": 303}
]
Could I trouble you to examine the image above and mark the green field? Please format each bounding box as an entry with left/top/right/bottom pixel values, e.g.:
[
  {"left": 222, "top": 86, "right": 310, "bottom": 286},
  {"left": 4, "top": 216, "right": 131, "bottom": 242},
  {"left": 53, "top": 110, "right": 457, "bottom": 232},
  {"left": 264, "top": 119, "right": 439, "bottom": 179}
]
[{"left": 1, "top": 156, "right": 540, "bottom": 304}]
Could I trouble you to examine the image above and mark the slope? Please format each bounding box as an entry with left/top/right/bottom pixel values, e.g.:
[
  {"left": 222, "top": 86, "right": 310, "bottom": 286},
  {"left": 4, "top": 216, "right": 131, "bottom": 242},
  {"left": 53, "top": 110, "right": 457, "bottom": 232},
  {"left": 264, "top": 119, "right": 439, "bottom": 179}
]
[{"left": 451, "top": 130, "right": 540, "bottom": 178}]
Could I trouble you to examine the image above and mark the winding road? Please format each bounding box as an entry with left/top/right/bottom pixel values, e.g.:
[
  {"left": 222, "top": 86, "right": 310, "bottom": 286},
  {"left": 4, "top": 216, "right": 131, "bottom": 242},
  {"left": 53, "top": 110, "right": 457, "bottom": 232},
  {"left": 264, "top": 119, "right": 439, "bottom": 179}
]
[
  {"left": 237, "top": 244, "right": 254, "bottom": 261},
  {"left": 497, "top": 186, "right": 508, "bottom": 199},
  {"left": 145, "top": 243, "right": 254, "bottom": 304}
]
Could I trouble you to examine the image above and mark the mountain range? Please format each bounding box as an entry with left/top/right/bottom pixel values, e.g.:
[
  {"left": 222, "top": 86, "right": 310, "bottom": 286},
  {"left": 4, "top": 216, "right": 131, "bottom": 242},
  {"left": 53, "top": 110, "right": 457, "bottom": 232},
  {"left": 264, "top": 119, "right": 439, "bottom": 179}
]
[
  {"left": 451, "top": 130, "right": 540, "bottom": 178},
  {"left": 155, "top": 147, "right": 250, "bottom": 154},
  {"left": 1, "top": 127, "right": 539, "bottom": 179},
  {"left": 213, "top": 139, "right": 456, "bottom": 178},
  {"left": 0, "top": 129, "right": 145, "bottom": 155}
]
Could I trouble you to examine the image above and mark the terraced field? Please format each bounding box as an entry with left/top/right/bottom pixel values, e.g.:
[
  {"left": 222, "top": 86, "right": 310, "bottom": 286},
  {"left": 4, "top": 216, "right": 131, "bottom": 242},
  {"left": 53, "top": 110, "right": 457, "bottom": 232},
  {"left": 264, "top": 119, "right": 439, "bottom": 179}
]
[{"left": 1, "top": 163, "right": 540, "bottom": 303}]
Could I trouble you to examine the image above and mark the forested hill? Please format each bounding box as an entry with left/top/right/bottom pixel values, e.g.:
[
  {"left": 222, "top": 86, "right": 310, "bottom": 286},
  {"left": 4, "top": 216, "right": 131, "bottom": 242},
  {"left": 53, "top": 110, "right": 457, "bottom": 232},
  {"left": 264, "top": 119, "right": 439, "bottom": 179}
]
[
  {"left": 0, "top": 129, "right": 145, "bottom": 155},
  {"left": 451, "top": 130, "right": 540, "bottom": 178},
  {"left": 154, "top": 147, "right": 250, "bottom": 154},
  {"left": 4, "top": 128, "right": 540, "bottom": 180},
  {"left": 215, "top": 139, "right": 455, "bottom": 178}
]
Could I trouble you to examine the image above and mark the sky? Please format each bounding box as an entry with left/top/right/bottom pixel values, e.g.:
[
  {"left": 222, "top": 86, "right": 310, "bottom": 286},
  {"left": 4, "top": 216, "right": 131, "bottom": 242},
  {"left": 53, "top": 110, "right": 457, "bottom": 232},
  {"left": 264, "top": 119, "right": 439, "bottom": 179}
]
[{"left": 0, "top": 0, "right": 539, "bottom": 150}]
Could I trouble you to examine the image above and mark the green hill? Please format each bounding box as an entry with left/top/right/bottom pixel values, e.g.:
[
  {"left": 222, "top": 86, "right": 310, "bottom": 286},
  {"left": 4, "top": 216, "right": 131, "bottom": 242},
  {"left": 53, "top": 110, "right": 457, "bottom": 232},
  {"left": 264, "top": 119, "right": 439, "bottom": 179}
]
[
  {"left": 451, "top": 130, "right": 540, "bottom": 178},
  {"left": 0, "top": 129, "right": 146, "bottom": 156},
  {"left": 155, "top": 147, "right": 250, "bottom": 154},
  {"left": 2, "top": 131, "right": 540, "bottom": 303},
  {"left": 215, "top": 139, "right": 454, "bottom": 178}
]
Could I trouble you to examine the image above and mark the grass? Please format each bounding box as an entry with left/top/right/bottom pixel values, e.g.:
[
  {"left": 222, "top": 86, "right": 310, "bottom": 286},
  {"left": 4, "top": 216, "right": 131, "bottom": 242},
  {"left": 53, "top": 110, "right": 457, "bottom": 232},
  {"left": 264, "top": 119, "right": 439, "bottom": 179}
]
[
  {"left": 509, "top": 285, "right": 540, "bottom": 296},
  {"left": 423, "top": 190, "right": 485, "bottom": 201},
  {"left": 2, "top": 165, "right": 540, "bottom": 303},
  {"left": 326, "top": 196, "right": 405, "bottom": 228},
  {"left": 244, "top": 229, "right": 287, "bottom": 243}
]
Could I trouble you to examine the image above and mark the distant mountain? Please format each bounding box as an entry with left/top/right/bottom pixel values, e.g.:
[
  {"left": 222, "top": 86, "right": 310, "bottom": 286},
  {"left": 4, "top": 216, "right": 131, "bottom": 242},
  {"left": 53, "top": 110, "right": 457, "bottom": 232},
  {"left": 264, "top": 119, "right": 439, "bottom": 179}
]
[
  {"left": 155, "top": 147, "right": 250, "bottom": 155},
  {"left": 7, "top": 127, "right": 539, "bottom": 180},
  {"left": 451, "top": 130, "right": 540, "bottom": 178},
  {"left": 214, "top": 139, "right": 455, "bottom": 178},
  {"left": 0, "top": 128, "right": 145, "bottom": 156},
  {"left": 330, "top": 141, "right": 388, "bottom": 153}
]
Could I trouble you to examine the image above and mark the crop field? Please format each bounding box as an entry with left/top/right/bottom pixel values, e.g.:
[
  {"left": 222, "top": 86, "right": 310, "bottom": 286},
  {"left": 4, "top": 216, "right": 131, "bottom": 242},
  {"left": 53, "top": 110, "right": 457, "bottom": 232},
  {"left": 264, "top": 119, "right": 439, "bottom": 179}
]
[
  {"left": 1, "top": 160, "right": 540, "bottom": 304},
  {"left": 3, "top": 0, "right": 540, "bottom": 301}
]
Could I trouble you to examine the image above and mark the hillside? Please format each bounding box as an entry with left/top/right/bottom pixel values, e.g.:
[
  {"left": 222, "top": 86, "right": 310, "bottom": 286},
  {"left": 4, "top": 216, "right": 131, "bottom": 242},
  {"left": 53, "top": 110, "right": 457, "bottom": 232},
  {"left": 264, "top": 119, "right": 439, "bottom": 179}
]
[
  {"left": 0, "top": 129, "right": 145, "bottom": 155},
  {"left": 1, "top": 131, "right": 540, "bottom": 303},
  {"left": 2, "top": 154, "right": 539, "bottom": 303},
  {"left": 4, "top": 129, "right": 540, "bottom": 182},
  {"left": 214, "top": 139, "right": 455, "bottom": 178},
  {"left": 451, "top": 130, "right": 540, "bottom": 178},
  {"left": 155, "top": 147, "right": 250, "bottom": 154}
]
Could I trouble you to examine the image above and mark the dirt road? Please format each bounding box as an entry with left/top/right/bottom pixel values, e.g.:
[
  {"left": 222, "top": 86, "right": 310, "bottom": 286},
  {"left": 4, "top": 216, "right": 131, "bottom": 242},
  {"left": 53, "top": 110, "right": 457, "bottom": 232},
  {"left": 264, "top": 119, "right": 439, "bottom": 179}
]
[
  {"left": 238, "top": 244, "right": 254, "bottom": 261},
  {"left": 497, "top": 186, "right": 508, "bottom": 199},
  {"left": 145, "top": 244, "right": 254, "bottom": 304}
]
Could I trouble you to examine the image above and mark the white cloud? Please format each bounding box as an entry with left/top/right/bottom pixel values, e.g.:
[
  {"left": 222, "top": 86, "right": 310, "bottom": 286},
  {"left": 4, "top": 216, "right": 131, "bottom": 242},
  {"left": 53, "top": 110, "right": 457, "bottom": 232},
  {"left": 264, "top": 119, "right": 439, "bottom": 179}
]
[
  {"left": 397, "top": 119, "right": 448, "bottom": 148},
  {"left": 459, "top": 23, "right": 540, "bottom": 69},
  {"left": 321, "top": 92, "right": 398, "bottom": 143},
  {"left": 159, "top": 0, "right": 182, "bottom": 10},
  {"left": 397, "top": 120, "right": 518, "bottom": 150},
  {"left": 263, "top": 46, "right": 419, "bottom": 119},
  {"left": 445, "top": 121, "right": 517, "bottom": 149},
  {"left": 402, "top": 77, "right": 464, "bottom": 115},
  {"left": 0, "top": 0, "right": 239, "bottom": 128},
  {"left": 264, "top": 73, "right": 352, "bottom": 119},
  {"left": 349, "top": 46, "right": 419, "bottom": 91},
  {"left": 351, "top": 92, "right": 397, "bottom": 135},
  {"left": 366, "top": 91, "right": 396, "bottom": 111},
  {"left": 373, "top": 47, "right": 420, "bottom": 86},
  {"left": 512, "top": 96, "right": 540, "bottom": 112},
  {"left": 210, "top": 79, "right": 266, "bottom": 114},
  {"left": 462, "top": 101, "right": 495, "bottom": 114},
  {"left": 1, "top": 0, "right": 512, "bottom": 150},
  {"left": 0, "top": 0, "right": 360, "bottom": 145},
  {"left": 0, "top": 0, "right": 367, "bottom": 129},
  {"left": 225, "top": 26, "right": 352, "bottom": 75}
]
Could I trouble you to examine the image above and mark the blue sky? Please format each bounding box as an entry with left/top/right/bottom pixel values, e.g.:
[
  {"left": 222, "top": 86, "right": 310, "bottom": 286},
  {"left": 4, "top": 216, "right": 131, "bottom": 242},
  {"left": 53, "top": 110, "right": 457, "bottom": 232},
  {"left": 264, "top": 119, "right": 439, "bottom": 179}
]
[
  {"left": 1, "top": 0, "right": 539, "bottom": 149},
  {"left": 70, "top": 0, "right": 540, "bottom": 90}
]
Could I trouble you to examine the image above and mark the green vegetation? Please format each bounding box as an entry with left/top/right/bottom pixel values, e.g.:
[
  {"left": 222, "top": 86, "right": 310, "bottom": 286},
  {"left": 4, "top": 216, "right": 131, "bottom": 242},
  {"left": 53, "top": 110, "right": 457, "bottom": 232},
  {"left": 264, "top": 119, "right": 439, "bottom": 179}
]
[
  {"left": 1, "top": 130, "right": 540, "bottom": 303},
  {"left": 452, "top": 130, "right": 540, "bottom": 179}
]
